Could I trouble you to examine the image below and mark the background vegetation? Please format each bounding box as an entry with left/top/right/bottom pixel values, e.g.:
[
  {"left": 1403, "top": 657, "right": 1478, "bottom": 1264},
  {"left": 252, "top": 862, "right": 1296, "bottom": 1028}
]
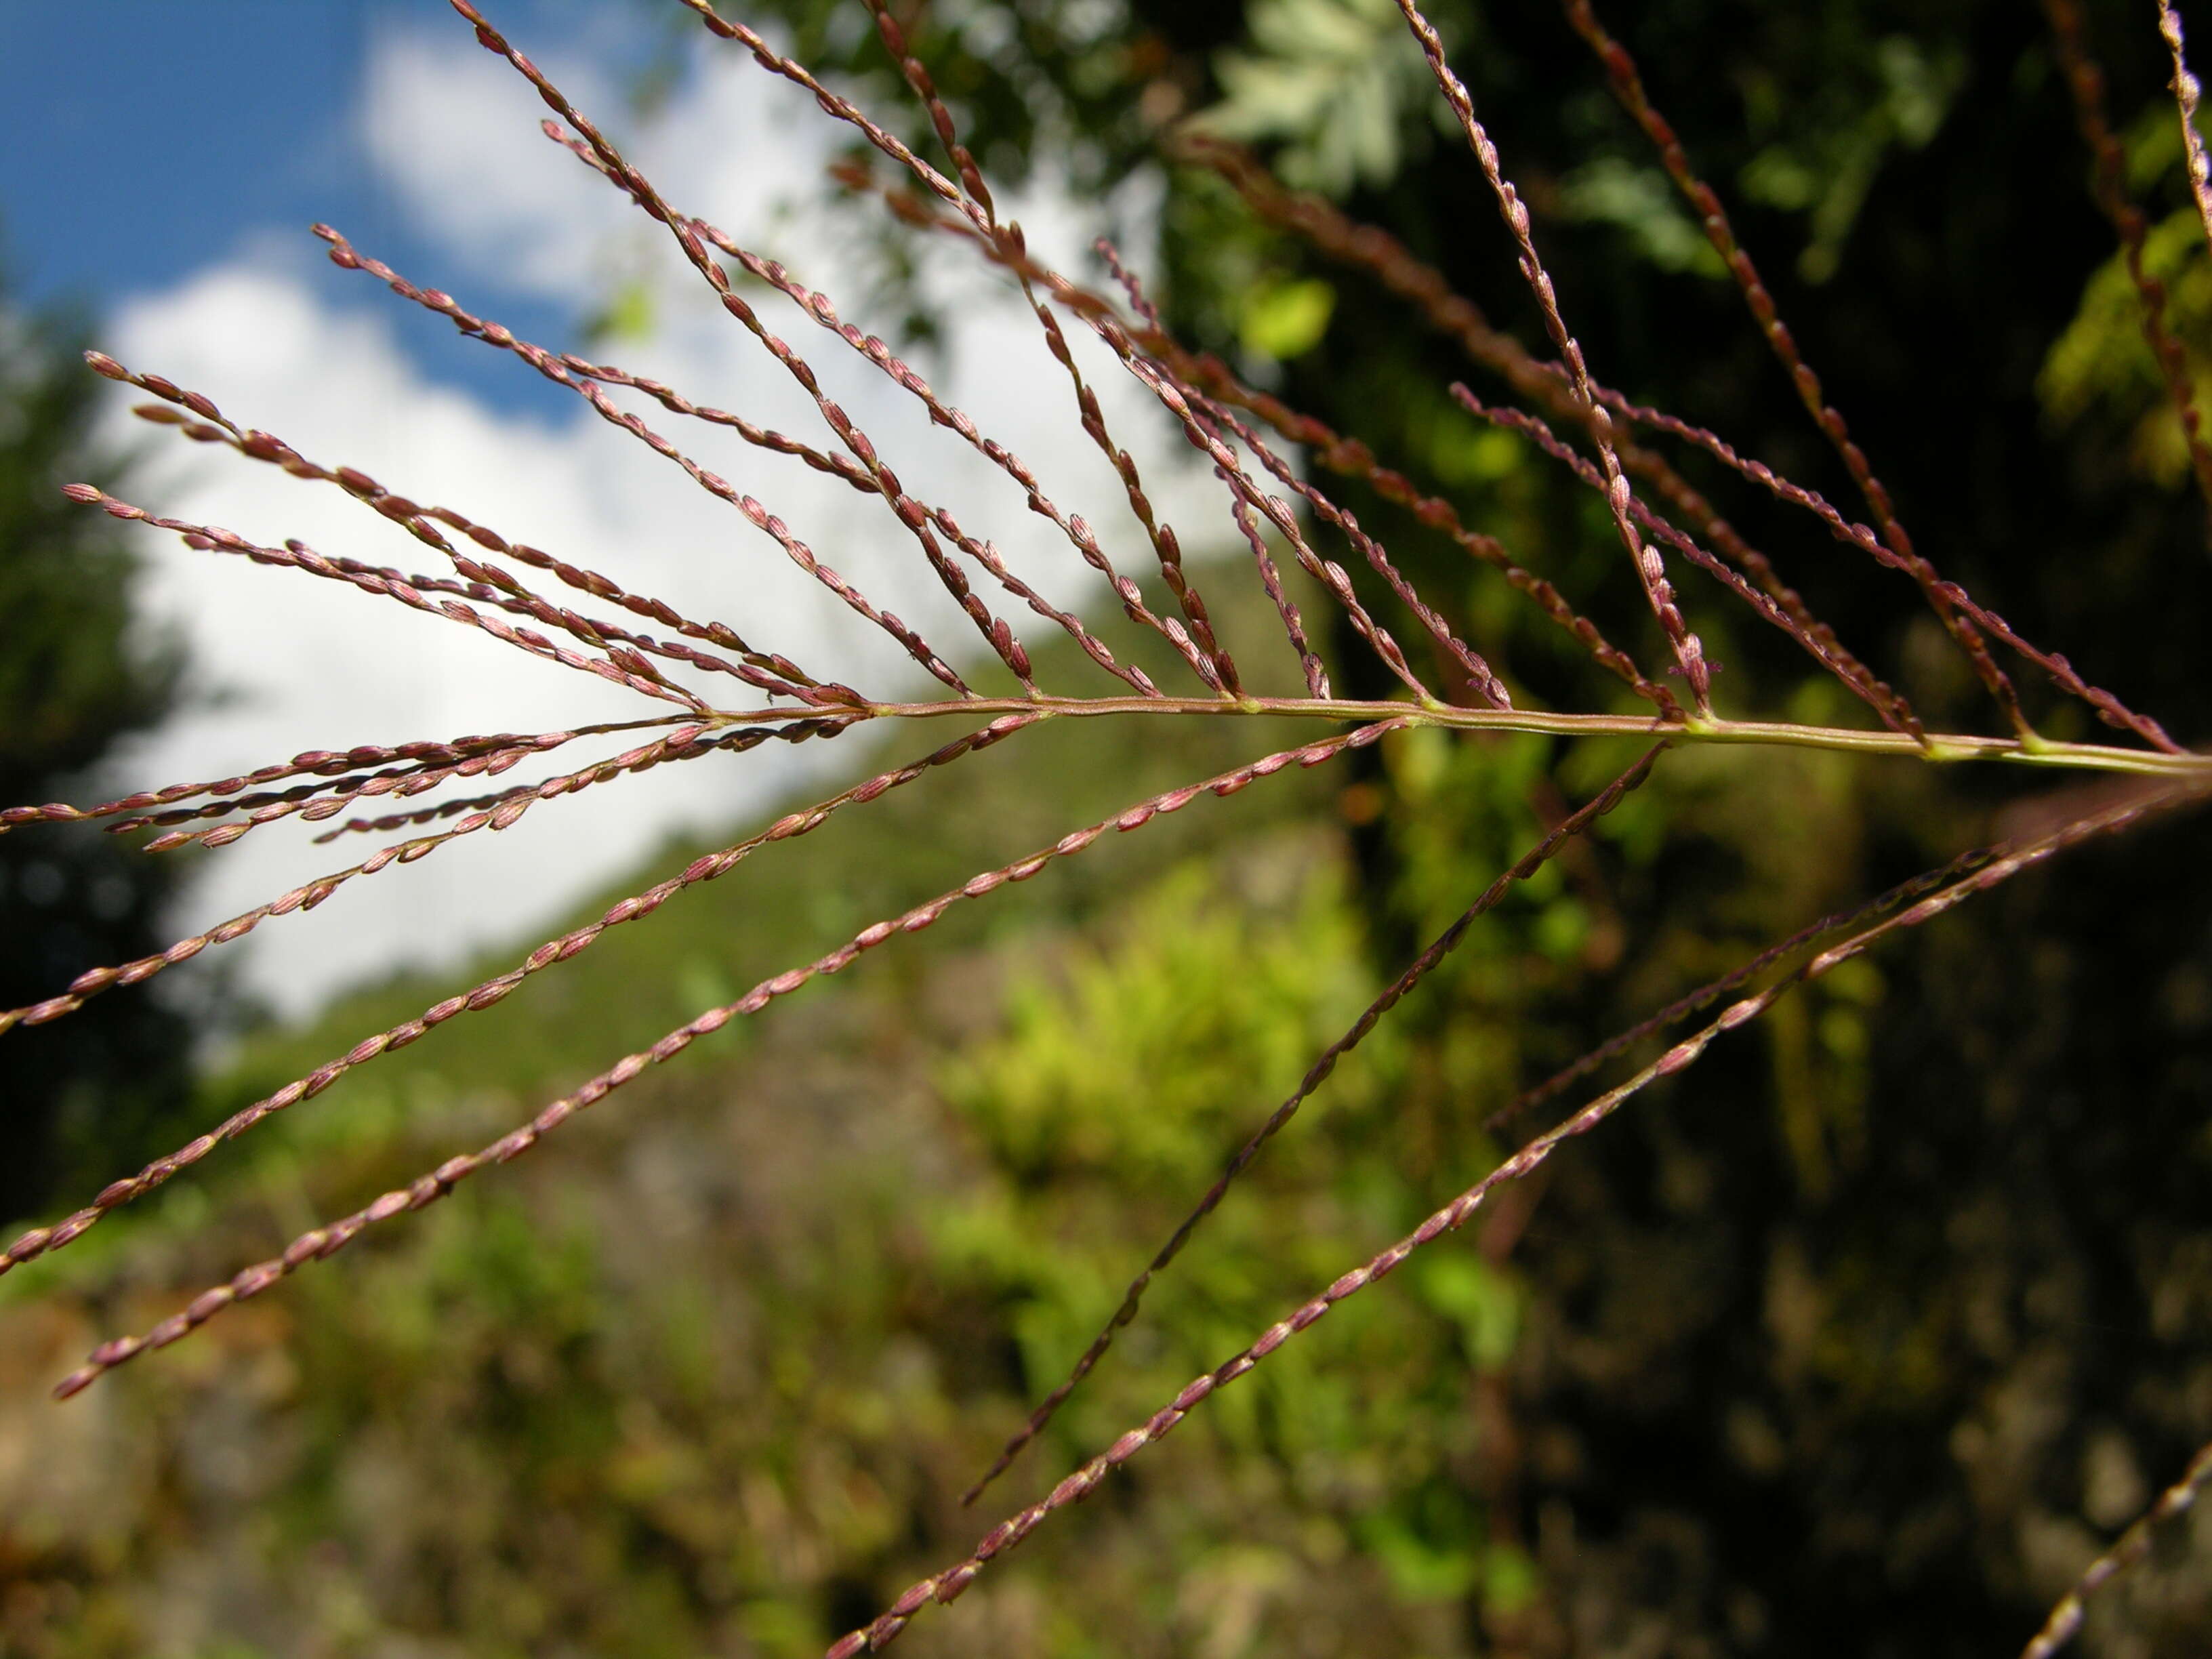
[{"left": 0, "top": 287, "right": 194, "bottom": 1235}]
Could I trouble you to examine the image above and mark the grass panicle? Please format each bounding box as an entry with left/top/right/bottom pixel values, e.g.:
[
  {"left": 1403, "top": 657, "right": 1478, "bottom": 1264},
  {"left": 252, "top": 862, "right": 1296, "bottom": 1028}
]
[{"left": 1, "top": 3, "right": 2205, "bottom": 1653}]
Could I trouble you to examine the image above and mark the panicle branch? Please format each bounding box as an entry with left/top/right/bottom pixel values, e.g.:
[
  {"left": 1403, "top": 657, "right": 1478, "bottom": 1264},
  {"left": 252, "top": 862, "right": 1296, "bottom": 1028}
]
[
  {"left": 312, "top": 226, "right": 972, "bottom": 696},
  {"left": 0, "top": 719, "right": 674, "bottom": 836},
  {"left": 670, "top": 0, "right": 985, "bottom": 235},
  {"left": 1174, "top": 136, "right": 1918, "bottom": 738},
  {"left": 830, "top": 777, "right": 2205, "bottom": 1657},
  {"left": 1196, "top": 368, "right": 1677, "bottom": 712},
  {"left": 556, "top": 333, "right": 1153, "bottom": 695},
  {"left": 49, "top": 720, "right": 1402, "bottom": 1396},
  {"left": 858, "top": 0, "right": 995, "bottom": 222},
  {"left": 1452, "top": 386, "right": 1899, "bottom": 721},
  {"left": 1483, "top": 842, "right": 2003, "bottom": 1134},
  {"left": 962, "top": 743, "right": 1663, "bottom": 1504},
  {"left": 668, "top": 0, "right": 1246, "bottom": 697},
  {"left": 1225, "top": 474, "right": 1332, "bottom": 698},
  {"left": 64, "top": 485, "right": 705, "bottom": 709},
  {"left": 539, "top": 124, "right": 1191, "bottom": 697},
  {"left": 1182, "top": 361, "right": 1511, "bottom": 708},
  {"left": 2158, "top": 0, "right": 2212, "bottom": 268},
  {"left": 0, "top": 714, "right": 1014, "bottom": 1281},
  {"left": 0, "top": 719, "right": 836, "bottom": 1042},
  {"left": 1557, "top": 0, "right": 2037, "bottom": 740},
  {"left": 1121, "top": 346, "right": 1435, "bottom": 700},
  {"left": 1025, "top": 258, "right": 1242, "bottom": 697},
  {"left": 2019, "top": 1428, "right": 2212, "bottom": 1658},
  {"left": 848, "top": 164, "right": 1686, "bottom": 715},
  {"left": 107, "top": 736, "right": 617, "bottom": 857},
  {"left": 1090, "top": 241, "right": 1332, "bottom": 695},
  {"left": 1397, "top": 0, "right": 1713, "bottom": 712},
  {"left": 1591, "top": 384, "right": 2186, "bottom": 753},
  {"left": 842, "top": 1, "right": 1243, "bottom": 697},
  {"left": 109, "top": 434, "right": 755, "bottom": 712},
  {"left": 449, "top": 7, "right": 1050, "bottom": 697},
  {"left": 97, "top": 351, "right": 844, "bottom": 704},
  {"left": 600, "top": 191, "right": 1206, "bottom": 692}
]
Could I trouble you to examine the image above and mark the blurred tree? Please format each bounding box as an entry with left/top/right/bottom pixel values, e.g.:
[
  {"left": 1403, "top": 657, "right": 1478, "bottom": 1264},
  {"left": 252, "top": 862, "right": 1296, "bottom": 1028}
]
[{"left": 0, "top": 274, "right": 195, "bottom": 1226}]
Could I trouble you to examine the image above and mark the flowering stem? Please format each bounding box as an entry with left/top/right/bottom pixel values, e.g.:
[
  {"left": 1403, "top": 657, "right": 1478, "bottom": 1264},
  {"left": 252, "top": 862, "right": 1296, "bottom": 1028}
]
[{"left": 691, "top": 697, "right": 2206, "bottom": 780}]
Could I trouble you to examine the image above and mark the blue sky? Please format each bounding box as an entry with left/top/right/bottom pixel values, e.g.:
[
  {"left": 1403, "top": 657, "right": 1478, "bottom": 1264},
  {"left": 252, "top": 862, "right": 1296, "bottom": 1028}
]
[
  {"left": 0, "top": 1, "right": 1204, "bottom": 1017},
  {"left": 3, "top": 0, "right": 675, "bottom": 416}
]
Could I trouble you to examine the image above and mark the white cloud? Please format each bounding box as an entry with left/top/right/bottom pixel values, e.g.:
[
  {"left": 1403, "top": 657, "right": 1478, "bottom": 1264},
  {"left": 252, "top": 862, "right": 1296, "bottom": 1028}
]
[
  {"left": 91, "top": 14, "right": 1227, "bottom": 1021},
  {"left": 359, "top": 27, "right": 629, "bottom": 304}
]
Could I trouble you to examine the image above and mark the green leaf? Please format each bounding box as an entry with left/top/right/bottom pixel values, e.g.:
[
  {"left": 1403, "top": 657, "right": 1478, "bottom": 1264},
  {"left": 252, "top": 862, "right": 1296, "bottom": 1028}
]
[{"left": 1240, "top": 277, "right": 1336, "bottom": 361}]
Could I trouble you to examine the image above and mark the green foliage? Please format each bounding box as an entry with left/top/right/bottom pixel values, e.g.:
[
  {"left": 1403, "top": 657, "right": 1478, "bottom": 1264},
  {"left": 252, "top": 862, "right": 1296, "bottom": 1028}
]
[
  {"left": 930, "top": 847, "right": 1428, "bottom": 1481},
  {"left": 1555, "top": 156, "right": 1727, "bottom": 277},
  {"left": 2042, "top": 208, "right": 2212, "bottom": 483},
  {"left": 0, "top": 285, "right": 194, "bottom": 1225},
  {"left": 1734, "top": 32, "right": 1965, "bottom": 283},
  {"left": 940, "top": 854, "right": 1384, "bottom": 1183},
  {"left": 1237, "top": 274, "right": 1336, "bottom": 359},
  {"left": 1196, "top": 0, "right": 1449, "bottom": 196}
]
